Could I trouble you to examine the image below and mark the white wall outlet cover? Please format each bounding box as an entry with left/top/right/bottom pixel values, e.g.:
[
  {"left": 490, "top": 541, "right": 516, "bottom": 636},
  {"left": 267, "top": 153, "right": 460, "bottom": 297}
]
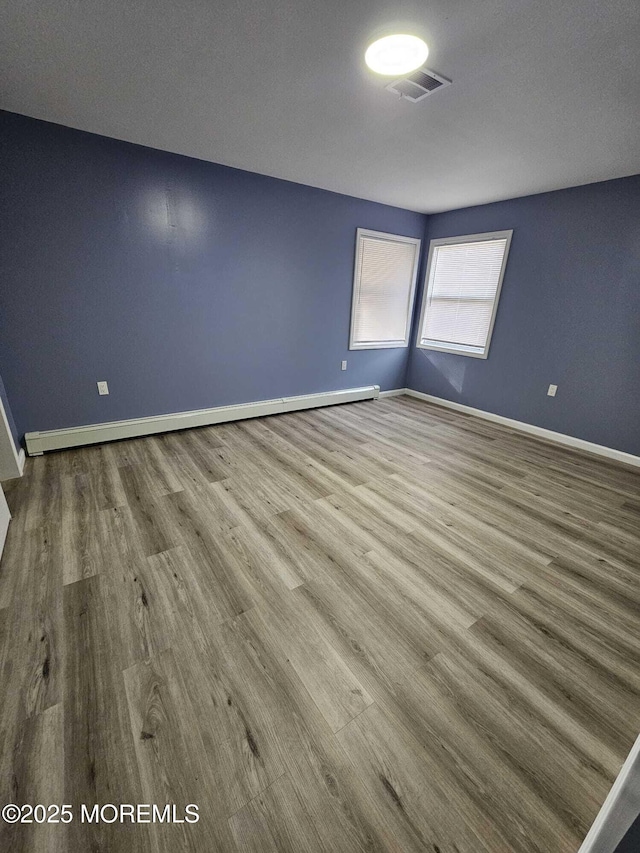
[
  {"left": 97, "top": 381, "right": 109, "bottom": 395},
  {"left": 341, "top": 360, "right": 347, "bottom": 370},
  {"left": 547, "top": 384, "right": 558, "bottom": 397}
]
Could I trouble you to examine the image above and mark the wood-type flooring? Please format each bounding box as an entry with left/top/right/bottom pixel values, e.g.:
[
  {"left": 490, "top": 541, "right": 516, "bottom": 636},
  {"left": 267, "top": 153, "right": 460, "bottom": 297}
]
[{"left": 1, "top": 395, "right": 639, "bottom": 852}]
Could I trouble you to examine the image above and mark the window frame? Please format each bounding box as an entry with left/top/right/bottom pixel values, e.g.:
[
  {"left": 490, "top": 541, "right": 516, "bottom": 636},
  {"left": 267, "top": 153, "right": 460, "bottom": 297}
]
[
  {"left": 349, "top": 228, "right": 422, "bottom": 351},
  {"left": 416, "top": 229, "right": 513, "bottom": 359}
]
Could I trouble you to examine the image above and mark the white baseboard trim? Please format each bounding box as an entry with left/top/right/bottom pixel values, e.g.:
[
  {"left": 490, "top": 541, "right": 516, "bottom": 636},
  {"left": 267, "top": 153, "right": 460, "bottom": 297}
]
[
  {"left": 17, "top": 448, "right": 25, "bottom": 475},
  {"left": 578, "top": 734, "right": 640, "bottom": 853},
  {"left": 404, "top": 389, "right": 640, "bottom": 469},
  {"left": 378, "top": 388, "right": 408, "bottom": 398},
  {"left": 25, "top": 385, "right": 380, "bottom": 455}
]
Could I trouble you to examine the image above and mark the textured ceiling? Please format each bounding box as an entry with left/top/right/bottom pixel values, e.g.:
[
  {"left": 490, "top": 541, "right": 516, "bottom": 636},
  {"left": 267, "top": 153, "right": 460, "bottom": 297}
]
[{"left": 1, "top": 0, "right": 639, "bottom": 212}]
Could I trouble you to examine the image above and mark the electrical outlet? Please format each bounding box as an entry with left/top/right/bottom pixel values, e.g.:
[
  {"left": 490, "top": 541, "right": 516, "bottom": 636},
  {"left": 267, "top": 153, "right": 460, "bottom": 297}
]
[
  {"left": 97, "top": 381, "right": 109, "bottom": 396},
  {"left": 547, "top": 384, "right": 557, "bottom": 397},
  {"left": 341, "top": 360, "right": 347, "bottom": 371}
]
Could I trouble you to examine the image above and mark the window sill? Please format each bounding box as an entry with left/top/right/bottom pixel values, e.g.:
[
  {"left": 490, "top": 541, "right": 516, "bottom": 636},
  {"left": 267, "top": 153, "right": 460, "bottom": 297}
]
[
  {"left": 349, "top": 341, "right": 410, "bottom": 351},
  {"left": 417, "top": 340, "right": 489, "bottom": 359}
]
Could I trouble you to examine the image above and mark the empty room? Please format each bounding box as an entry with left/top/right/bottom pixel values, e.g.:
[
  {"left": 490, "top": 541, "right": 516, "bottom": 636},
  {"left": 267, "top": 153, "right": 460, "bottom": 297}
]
[{"left": 1, "top": 0, "right": 639, "bottom": 851}]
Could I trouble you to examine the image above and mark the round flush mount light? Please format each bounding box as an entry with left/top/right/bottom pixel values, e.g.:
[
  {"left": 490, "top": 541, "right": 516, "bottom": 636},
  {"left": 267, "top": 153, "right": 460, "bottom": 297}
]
[{"left": 365, "top": 34, "right": 429, "bottom": 76}]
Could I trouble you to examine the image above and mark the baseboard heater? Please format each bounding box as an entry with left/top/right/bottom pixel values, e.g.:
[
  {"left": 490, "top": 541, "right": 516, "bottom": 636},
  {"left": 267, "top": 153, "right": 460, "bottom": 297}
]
[{"left": 24, "top": 385, "right": 380, "bottom": 455}]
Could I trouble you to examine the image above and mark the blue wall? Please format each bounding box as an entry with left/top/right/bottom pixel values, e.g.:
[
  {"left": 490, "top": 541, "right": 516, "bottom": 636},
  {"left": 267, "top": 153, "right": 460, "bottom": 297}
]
[
  {"left": 0, "top": 110, "right": 424, "bottom": 439},
  {"left": 407, "top": 176, "right": 640, "bottom": 456},
  {"left": 2, "top": 110, "right": 638, "bottom": 456}
]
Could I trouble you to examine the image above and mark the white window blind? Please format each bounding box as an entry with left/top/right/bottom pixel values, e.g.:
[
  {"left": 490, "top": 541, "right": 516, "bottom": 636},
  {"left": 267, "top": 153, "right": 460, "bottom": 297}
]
[
  {"left": 417, "top": 231, "right": 512, "bottom": 359},
  {"left": 349, "top": 229, "right": 421, "bottom": 350}
]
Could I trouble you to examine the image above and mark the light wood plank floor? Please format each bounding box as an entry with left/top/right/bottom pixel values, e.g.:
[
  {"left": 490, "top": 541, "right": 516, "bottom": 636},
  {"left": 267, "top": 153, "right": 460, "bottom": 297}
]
[{"left": 1, "top": 395, "right": 639, "bottom": 852}]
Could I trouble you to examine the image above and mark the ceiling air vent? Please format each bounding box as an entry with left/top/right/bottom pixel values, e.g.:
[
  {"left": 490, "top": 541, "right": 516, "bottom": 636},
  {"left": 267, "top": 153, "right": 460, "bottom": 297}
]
[{"left": 386, "top": 67, "right": 451, "bottom": 103}]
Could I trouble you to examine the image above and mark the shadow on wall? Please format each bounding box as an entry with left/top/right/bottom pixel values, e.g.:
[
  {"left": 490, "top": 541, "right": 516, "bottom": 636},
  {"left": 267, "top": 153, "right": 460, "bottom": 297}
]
[{"left": 416, "top": 348, "right": 467, "bottom": 395}]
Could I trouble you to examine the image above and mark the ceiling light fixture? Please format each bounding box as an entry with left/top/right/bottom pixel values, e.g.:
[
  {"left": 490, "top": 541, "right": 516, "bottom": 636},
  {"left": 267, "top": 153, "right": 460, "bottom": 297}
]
[{"left": 365, "top": 34, "right": 429, "bottom": 76}]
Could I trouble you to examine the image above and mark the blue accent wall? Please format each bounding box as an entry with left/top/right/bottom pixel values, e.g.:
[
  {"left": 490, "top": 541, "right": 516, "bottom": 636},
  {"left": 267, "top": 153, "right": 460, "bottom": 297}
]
[
  {"left": 407, "top": 176, "right": 640, "bottom": 456},
  {"left": 0, "top": 110, "right": 425, "bottom": 440},
  {"left": 2, "top": 109, "right": 638, "bottom": 456}
]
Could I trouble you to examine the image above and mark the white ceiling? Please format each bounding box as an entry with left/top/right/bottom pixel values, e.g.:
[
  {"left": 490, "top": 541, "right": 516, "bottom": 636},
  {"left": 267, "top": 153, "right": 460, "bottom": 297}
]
[{"left": 1, "top": 0, "right": 639, "bottom": 213}]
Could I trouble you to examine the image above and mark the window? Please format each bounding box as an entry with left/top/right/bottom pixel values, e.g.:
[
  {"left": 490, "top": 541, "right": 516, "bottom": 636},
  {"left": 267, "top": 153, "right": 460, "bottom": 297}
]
[
  {"left": 349, "top": 229, "right": 421, "bottom": 350},
  {"left": 417, "top": 230, "right": 512, "bottom": 359}
]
